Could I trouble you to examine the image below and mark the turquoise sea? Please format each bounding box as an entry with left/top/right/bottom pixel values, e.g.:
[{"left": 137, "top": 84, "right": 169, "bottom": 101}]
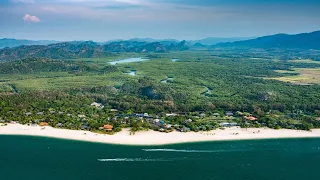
[{"left": 1, "top": 135, "right": 320, "bottom": 180}]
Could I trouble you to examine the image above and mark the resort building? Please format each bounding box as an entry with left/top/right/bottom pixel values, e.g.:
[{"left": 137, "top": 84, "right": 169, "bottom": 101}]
[
  {"left": 103, "top": 124, "right": 113, "bottom": 131},
  {"left": 244, "top": 116, "right": 258, "bottom": 121},
  {"left": 225, "top": 111, "right": 234, "bottom": 116},
  {"left": 40, "top": 122, "right": 49, "bottom": 126},
  {"left": 90, "top": 102, "right": 104, "bottom": 109}
]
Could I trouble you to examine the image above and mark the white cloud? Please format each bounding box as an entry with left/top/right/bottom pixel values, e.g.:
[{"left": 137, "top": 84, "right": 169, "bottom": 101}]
[
  {"left": 116, "top": 0, "right": 141, "bottom": 4},
  {"left": 23, "top": 14, "right": 40, "bottom": 22},
  {"left": 11, "top": 0, "right": 35, "bottom": 3}
]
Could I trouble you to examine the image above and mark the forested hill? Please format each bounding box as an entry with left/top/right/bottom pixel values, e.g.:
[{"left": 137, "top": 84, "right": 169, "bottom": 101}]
[
  {"left": 0, "top": 58, "right": 118, "bottom": 74},
  {"left": 215, "top": 31, "right": 320, "bottom": 49},
  {"left": 0, "top": 40, "right": 189, "bottom": 61}
]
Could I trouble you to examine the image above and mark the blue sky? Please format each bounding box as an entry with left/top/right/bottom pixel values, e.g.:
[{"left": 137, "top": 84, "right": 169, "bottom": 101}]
[{"left": 1, "top": 0, "right": 320, "bottom": 41}]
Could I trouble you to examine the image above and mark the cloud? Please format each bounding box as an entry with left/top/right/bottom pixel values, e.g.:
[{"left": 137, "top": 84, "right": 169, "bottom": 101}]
[
  {"left": 23, "top": 14, "right": 40, "bottom": 22},
  {"left": 10, "top": 0, "right": 35, "bottom": 3}
]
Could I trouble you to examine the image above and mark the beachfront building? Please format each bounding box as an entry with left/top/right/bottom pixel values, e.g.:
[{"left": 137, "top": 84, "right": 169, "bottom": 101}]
[
  {"left": 220, "top": 122, "right": 238, "bottom": 127},
  {"left": 103, "top": 124, "right": 113, "bottom": 131},
  {"left": 56, "top": 123, "right": 63, "bottom": 127},
  {"left": 244, "top": 116, "right": 258, "bottom": 121},
  {"left": 81, "top": 125, "right": 89, "bottom": 130},
  {"left": 179, "top": 126, "right": 191, "bottom": 132},
  {"left": 164, "top": 124, "right": 172, "bottom": 129},
  {"left": 40, "top": 122, "right": 48, "bottom": 126}
]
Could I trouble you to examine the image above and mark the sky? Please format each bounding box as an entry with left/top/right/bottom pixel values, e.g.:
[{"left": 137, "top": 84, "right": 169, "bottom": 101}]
[{"left": 1, "top": 0, "right": 320, "bottom": 41}]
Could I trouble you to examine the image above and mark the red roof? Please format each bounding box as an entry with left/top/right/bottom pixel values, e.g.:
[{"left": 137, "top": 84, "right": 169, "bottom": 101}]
[
  {"left": 40, "top": 122, "right": 49, "bottom": 126},
  {"left": 244, "top": 116, "right": 257, "bottom": 121},
  {"left": 103, "top": 125, "right": 113, "bottom": 130}
]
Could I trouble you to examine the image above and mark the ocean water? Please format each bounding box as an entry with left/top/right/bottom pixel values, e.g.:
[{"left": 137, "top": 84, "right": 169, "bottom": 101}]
[{"left": 1, "top": 136, "right": 320, "bottom": 180}]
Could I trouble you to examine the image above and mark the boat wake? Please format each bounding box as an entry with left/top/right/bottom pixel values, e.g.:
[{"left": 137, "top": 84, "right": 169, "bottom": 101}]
[
  {"left": 97, "top": 158, "right": 171, "bottom": 162},
  {"left": 142, "top": 148, "right": 224, "bottom": 153}
]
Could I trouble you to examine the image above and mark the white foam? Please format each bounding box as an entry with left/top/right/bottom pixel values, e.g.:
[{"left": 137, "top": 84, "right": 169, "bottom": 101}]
[
  {"left": 97, "top": 158, "right": 169, "bottom": 162},
  {"left": 142, "top": 148, "right": 220, "bottom": 153}
]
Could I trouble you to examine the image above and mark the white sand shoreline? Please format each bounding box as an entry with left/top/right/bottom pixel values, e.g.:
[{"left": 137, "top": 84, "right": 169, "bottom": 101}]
[{"left": 1, "top": 124, "right": 320, "bottom": 145}]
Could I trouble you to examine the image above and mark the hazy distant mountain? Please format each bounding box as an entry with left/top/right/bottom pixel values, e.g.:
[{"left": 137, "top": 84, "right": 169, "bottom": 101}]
[
  {"left": 0, "top": 40, "right": 189, "bottom": 61},
  {"left": 189, "top": 37, "right": 252, "bottom": 45},
  {"left": 105, "top": 38, "right": 179, "bottom": 47},
  {"left": 0, "top": 38, "right": 59, "bottom": 49},
  {"left": 215, "top": 31, "right": 320, "bottom": 49},
  {"left": 192, "top": 42, "right": 206, "bottom": 48},
  {"left": 124, "top": 37, "right": 252, "bottom": 45},
  {"left": 129, "top": 38, "right": 179, "bottom": 43}
]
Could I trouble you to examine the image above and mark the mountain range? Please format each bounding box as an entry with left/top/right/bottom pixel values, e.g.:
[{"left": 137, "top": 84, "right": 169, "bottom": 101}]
[
  {"left": 0, "top": 38, "right": 59, "bottom": 49},
  {"left": 189, "top": 37, "right": 252, "bottom": 45},
  {"left": 0, "top": 37, "right": 249, "bottom": 49},
  {"left": 215, "top": 31, "right": 320, "bottom": 49},
  {"left": 1, "top": 30, "right": 319, "bottom": 61},
  {"left": 0, "top": 40, "right": 189, "bottom": 61}
]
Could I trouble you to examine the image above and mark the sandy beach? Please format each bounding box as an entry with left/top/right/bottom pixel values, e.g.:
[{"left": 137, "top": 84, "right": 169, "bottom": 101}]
[{"left": 1, "top": 123, "right": 320, "bottom": 145}]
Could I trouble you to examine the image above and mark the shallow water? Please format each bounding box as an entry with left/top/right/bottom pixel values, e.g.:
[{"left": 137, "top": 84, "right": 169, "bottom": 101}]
[
  {"left": 125, "top": 70, "right": 136, "bottom": 76},
  {"left": 1, "top": 135, "right": 320, "bottom": 180},
  {"left": 109, "top": 58, "right": 149, "bottom": 65}
]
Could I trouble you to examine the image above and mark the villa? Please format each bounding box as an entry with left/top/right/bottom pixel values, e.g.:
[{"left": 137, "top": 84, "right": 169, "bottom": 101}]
[
  {"left": 179, "top": 126, "right": 191, "bottom": 132},
  {"left": 244, "top": 116, "right": 258, "bottom": 121},
  {"left": 166, "top": 113, "right": 178, "bottom": 117},
  {"left": 164, "top": 124, "right": 172, "bottom": 129},
  {"left": 40, "top": 122, "right": 48, "bottom": 126},
  {"left": 56, "top": 123, "right": 63, "bottom": 127},
  {"left": 81, "top": 125, "right": 89, "bottom": 130},
  {"left": 225, "top": 111, "right": 234, "bottom": 116},
  {"left": 103, "top": 124, "right": 113, "bottom": 131},
  {"left": 90, "top": 102, "right": 104, "bottom": 109},
  {"left": 220, "top": 122, "right": 238, "bottom": 127}
]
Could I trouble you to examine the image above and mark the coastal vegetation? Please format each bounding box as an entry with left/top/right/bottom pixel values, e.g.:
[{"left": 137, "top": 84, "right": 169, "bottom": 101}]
[{"left": 1, "top": 37, "right": 320, "bottom": 133}]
